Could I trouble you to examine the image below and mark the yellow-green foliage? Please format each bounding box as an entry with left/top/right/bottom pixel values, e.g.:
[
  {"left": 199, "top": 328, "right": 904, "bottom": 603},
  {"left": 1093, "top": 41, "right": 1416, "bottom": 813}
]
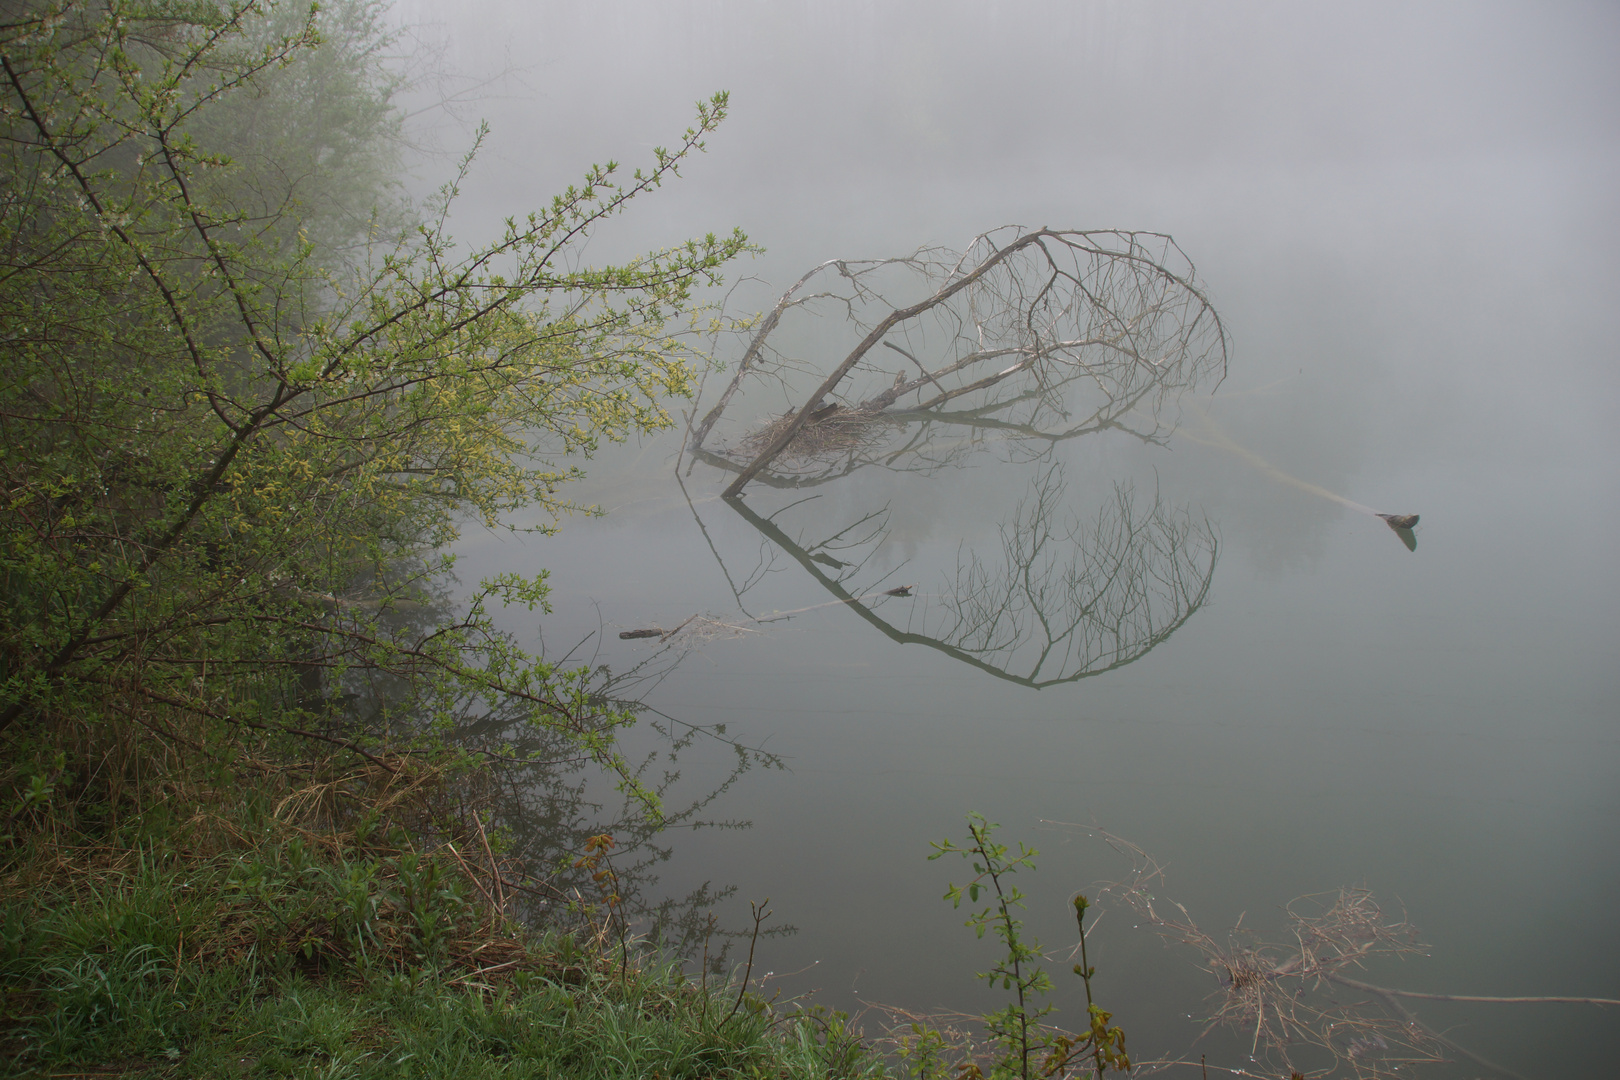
[{"left": 0, "top": 0, "right": 747, "bottom": 797}]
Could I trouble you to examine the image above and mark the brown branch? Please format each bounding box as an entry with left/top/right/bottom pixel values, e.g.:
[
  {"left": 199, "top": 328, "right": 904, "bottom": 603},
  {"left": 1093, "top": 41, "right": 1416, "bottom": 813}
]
[{"left": 690, "top": 258, "right": 837, "bottom": 451}]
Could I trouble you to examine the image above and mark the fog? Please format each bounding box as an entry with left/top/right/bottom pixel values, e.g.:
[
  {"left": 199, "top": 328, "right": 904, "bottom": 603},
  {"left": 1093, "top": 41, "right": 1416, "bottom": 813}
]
[
  {"left": 391, "top": 3, "right": 1620, "bottom": 1076},
  {"left": 396, "top": 0, "right": 1619, "bottom": 463}
]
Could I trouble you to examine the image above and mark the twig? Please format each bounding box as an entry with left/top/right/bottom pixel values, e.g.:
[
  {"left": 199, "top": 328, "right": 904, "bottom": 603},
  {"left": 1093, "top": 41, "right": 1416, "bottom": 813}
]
[
  {"left": 441, "top": 842, "right": 496, "bottom": 910},
  {"left": 470, "top": 807, "right": 506, "bottom": 917},
  {"left": 1326, "top": 973, "right": 1619, "bottom": 1007},
  {"left": 724, "top": 898, "right": 771, "bottom": 1025},
  {"left": 699, "top": 914, "right": 714, "bottom": 1029},
  {"left": 444, "top": 959, "right": 523, "bottom": 987},
  {"left": 659, "top": 615, "right": 701, "bottom": 642},
  {"left": 882, "top": 339, "right": 948, "bottom": 398}
]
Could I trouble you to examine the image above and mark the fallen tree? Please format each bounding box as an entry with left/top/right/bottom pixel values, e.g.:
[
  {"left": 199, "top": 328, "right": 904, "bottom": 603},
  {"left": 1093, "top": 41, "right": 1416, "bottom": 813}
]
[{"left": 691, "top": 226, "right": 1228, "bottom": 495}]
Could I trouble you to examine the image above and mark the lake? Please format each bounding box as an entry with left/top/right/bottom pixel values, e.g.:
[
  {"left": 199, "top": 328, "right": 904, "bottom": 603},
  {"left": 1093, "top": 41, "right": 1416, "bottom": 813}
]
[{"left": 407, "top": 2, "right": 1620, "bottom": 1076}]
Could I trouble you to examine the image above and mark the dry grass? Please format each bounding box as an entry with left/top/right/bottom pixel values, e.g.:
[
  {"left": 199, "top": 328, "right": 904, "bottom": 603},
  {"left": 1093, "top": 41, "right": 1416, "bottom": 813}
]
[{"left": 0, "top": 709, "right": 893, "bottom": 1080}]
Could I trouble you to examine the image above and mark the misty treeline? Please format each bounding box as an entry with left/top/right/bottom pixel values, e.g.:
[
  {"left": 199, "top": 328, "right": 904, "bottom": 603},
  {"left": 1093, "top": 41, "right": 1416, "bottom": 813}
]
[{"left": 0, "top": 0, "right": 749, "bottom": 809}]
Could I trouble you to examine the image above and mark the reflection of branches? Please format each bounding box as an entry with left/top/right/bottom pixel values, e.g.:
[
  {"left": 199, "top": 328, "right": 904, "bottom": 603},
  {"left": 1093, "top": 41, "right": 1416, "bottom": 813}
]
[
  {"left": 692, "top": 227, "right": 1227, "bottom": 495},
  {"left": 323, "top": 607, "right": 787, "bottom": 972},
  {"left": 938, "top": 466, "right": 1216, "bottom": 685},
  {"left": 677, "top": 226, "right": 1223, "bottom": 684},
  {"left": 709, "top": 467, "right": 1216, "bottom": 689},
  {"left": 266, "top": 536, "right": 787, "bottom": 969}
]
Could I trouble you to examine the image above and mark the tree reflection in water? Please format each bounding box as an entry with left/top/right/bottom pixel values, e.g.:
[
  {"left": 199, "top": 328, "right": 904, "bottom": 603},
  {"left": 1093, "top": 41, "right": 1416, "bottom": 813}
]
[
  {"left": 681, "top": 225, "right": 1224, "bottom": 686},
  {"left": 707, "top": 467, "right": 1216, "bottom": 689}
]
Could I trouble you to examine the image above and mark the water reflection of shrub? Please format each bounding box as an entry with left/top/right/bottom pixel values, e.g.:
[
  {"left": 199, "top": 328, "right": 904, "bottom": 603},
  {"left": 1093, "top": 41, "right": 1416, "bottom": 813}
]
[{"left": 444, "top": 639, "right": 793, "bottom": 973}]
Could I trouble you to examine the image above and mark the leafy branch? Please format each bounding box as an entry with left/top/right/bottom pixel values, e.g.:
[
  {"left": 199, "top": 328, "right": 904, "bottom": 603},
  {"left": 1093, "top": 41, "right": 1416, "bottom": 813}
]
[
  {"left": 931, "top": 814, "right": 1129, "bottom": 1079},
  {"left": 0, "top": 1, "right": 748, "bottom": 819}
]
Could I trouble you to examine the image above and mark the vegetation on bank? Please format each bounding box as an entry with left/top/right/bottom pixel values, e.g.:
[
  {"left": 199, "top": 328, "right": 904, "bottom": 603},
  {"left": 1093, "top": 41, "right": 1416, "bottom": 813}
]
[
  {"left": 0, "top": 728, "right": 1128, "bottom": 1078},
  {"left": 0, "top": 0, "right": 745, "bottom": 801},
  {"left": 0, "top": 740, "right": 887, "bottom": 1079},
  {"left": 0, "top": 0, "right": 807, "bottom": 1073}
]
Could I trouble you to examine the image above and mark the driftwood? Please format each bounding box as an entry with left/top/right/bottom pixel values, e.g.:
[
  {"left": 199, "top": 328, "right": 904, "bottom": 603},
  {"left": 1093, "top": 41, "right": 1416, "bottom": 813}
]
[
  {"left": 671, "top": 226, "right": 1231, "bottom": 687},
  {"left": 616, "top": 616, "right": 704, "bottom": 643},
  {"left": 1376, "top": 514, "right": 1420, "bottom": 551}
]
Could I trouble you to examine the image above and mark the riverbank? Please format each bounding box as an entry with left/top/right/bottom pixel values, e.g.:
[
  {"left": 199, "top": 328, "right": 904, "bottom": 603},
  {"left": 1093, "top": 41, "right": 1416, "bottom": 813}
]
[{"left": 0, "top": 731, "right": 885, "bottom": 1079}]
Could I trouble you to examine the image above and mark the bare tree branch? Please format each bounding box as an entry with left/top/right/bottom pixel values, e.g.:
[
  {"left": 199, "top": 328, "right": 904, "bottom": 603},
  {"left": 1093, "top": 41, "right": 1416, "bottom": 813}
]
[{"left": 695, "top": 226, "right": 1227, "bottom": 495}]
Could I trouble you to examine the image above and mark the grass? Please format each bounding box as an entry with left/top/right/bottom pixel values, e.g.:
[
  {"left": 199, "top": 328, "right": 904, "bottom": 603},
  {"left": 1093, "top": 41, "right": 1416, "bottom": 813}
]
[{"left": 0, "top": 724, "right": 887, "bottom": 1080}]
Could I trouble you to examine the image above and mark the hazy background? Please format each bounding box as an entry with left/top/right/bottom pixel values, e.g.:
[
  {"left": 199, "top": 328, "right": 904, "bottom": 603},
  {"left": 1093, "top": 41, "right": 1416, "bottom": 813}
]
[
  {"left": 388, "top": 3, "right": 1620, "bottom": 1076},
  {"left": 395, "top": 0, "right": 1620, "bottom": 484}
]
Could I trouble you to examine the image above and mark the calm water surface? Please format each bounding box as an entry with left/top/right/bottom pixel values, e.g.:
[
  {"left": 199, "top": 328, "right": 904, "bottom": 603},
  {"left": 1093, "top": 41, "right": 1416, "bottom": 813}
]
[{"left": 411, "top": 3, "right": 1620, "bottom": 1075}]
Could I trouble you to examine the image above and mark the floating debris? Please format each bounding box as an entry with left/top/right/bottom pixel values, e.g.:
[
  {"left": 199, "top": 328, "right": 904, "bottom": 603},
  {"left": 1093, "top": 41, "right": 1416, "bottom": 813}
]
[
  {"left": 1377, "top": 512, "right": 1420, "bottom": 551},
  {"left": 1347, "top": 1033, "right": 1390, "bottom": 1060},
  {"left": 618, "top": 616, "right": 760, "bottom": 645}
]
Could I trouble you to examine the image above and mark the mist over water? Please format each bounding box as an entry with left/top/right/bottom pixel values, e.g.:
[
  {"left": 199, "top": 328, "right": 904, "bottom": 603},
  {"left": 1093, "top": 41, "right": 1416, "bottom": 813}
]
[{"left": 397, "top": 3, "right": 1619, "bottom": 1075}]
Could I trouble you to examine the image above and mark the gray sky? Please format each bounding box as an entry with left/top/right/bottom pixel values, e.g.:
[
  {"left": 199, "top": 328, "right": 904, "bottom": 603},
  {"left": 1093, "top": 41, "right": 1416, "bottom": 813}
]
[{"left": 406, "top": 11, "right": 1620, "bottom": 1067}]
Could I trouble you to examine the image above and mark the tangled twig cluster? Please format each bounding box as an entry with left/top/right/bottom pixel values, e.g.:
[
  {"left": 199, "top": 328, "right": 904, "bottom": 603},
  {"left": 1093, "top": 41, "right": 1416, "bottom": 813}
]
[
  {"left": 1088, "top": 830, "right": 1446, "bottom": 1079},
  {"left": 737, "top": 407, "right": 895, "bottom": 470}
]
